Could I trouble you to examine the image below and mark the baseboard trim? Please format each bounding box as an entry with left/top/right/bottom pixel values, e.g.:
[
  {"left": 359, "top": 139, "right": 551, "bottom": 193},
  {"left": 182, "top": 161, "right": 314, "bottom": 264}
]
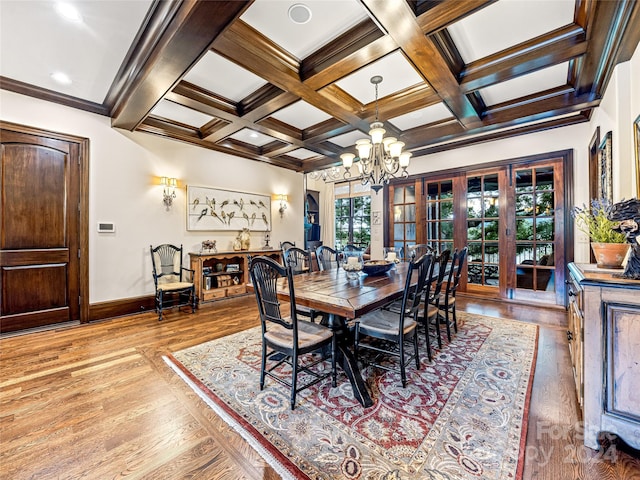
[{"left": 89, "top": 295, "right": 155, "bottom": 322}]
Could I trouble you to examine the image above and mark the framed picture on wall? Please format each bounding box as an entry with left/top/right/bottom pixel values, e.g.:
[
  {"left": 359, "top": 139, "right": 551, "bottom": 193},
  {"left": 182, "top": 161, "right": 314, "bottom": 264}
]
[
  {"left": 186, "top": 185, "right": 272, "bottom": 232},
  {"left": 635, "top": 115, "right": 640, "bottom": 197},
  {"left": 597, "top": 131, "right": 613, "bottom": 202}
]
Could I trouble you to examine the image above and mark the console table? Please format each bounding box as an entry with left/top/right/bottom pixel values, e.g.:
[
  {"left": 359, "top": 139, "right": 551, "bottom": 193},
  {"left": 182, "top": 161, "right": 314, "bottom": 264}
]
[
  {"left": 567, "top": 262, "right": 640, "bottom": 450},
  {"left": 189, "top": 249, "right": 281, "bottom": 304}
]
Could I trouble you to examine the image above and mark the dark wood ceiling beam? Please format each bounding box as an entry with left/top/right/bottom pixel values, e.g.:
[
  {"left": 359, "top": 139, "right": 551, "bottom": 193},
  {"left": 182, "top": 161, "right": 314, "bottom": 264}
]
[
  {"left": 363, "top": 0, "right": 482, "bottom": 129},
  {"left": 415, "top": 0, "right": 498, "bottom": 35},
  {"left": 166, "top": 85, "right": 308, "bottom": 147},
  {"left": 111, "top": 1, "right": 250, "bottom": 130},
  {"left": 137, "top": 117, "right": 303, "bottom": 171},
  {"left": 574, "top": 0, "right": 640, "bottom": 96},
  {"left": 299, "top": 20, "right": 401, "bottom": 88},
  {"left": 214, "top": 20, "right": 373, "bottom": 133},
  {"left": 460, "top": 25, "right": 588, "bottom": 92}
]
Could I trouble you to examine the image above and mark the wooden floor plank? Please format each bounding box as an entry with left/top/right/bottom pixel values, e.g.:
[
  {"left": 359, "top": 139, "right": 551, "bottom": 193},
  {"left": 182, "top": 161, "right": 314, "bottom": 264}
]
[{"left": 1, "top": 295, "right": 638, "bottom": 479}]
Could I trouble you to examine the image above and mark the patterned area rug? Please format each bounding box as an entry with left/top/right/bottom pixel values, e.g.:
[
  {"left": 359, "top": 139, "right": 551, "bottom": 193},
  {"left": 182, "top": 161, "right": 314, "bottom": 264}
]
[{"left": 165, "top": 312, "right": 538, "bottom": 480}]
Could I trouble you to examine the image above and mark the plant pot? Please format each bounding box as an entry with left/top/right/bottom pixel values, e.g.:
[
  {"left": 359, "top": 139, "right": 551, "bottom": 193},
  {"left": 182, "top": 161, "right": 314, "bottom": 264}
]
[{"left": 590, "top": 242, "right": 629, "bottom": 269}]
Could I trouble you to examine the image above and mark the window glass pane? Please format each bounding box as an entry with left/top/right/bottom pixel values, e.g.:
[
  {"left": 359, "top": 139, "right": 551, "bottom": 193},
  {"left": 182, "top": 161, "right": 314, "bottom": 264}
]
[
  {"left": 440, "top": 202, "right": 454, "bottom": 219},
  {"left": 468, "top": 220, "right": 482, "bottom": 240},
  {"left": 468, "top": 243, "right": 482, "bottom": 260},
  {"left": 405, "top": 204, "right": 416, "bottom": 222},
  {"left": 536, "top": 192, "right": 554, "bottom": 215},
  {"left": 426, "top": 203, "right": 438, "bottom": 221},
  {"left": 484, "top": 199, "right": 499, "bottom": 217},
  {"left": 426, "top": 223, "right": 437, "bottom": 241},
  {"left": 405, "top": 185, "right": 416, "bottom": 203},
  {"left": 405, "top": 223, "right": 416, "bottom": 240},
  {"left": 516, "top": 218, "right": 534, "bottom": 240},
  {"left": 484, "top": 174, "right": 499, "bottom": 197},
  {"left": 468, "top": 176, "right": 481, "bottom": 195},
  {"left": 536, "top": 244, "right": 554, "bottom": 263},
  {"left": 427, "top": 183, "right": 438, "bottom": 200},
  {"left": 516, "top": 243, "right": 534, "bottom": 263},
  {"left": 467, "top": 198, "right": 482, "bottom": 218},
  {"left": 441, "top": 181, "right": 453, "bottom": 199},
  {"left": 516, "top": 194, "right": 533, "bottom": 216},
  {"left": 484, "top": 220, "right": 499, "bottom": 240},
  {"left": 536, "top": 167, "right": 554, "bottom": 190},
  {"left": 484, "top": 264, "right": 499, "bottom": 286},
  {"left": 394, "top": 223, "right": 404, "bottom": 239},
  {"left": 484, "top": 244, "right": 499, "bottom": 262},
  {"left": 536, "top": 218, "right": 554, "bottom": 241},
  {"left": 441, "top": 221, "right": 453, "bottom": 239},
  {"left": 515, "top": 169, "right": 533, "bottom": 192},
  {"left": 393, "top": 187, "right": 404, "bottom": 204},
  {"left": 394, "top": 205, "right": 403, "bottom": 222}
]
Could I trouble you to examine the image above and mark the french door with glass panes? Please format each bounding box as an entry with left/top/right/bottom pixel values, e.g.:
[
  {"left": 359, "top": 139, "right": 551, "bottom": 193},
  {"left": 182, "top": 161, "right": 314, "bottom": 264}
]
[{"left": 386, "top": 154, "right": 569, "bottom": 306}]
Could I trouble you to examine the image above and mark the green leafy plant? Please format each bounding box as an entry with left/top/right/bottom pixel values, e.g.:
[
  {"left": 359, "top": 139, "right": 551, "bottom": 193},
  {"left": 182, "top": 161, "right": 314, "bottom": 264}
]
[{"left": 571, "top": 198, "right": 626, "bottom": 243}]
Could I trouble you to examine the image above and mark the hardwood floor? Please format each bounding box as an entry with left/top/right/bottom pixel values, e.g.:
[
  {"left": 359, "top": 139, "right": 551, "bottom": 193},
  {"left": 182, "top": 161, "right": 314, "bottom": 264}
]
[{"left": 1, "top": 296, "right": 639, "bottom": 479}]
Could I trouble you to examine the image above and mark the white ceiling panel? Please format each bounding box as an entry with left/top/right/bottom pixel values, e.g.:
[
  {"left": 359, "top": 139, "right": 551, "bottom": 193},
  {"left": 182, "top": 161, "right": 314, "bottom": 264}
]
[
  {"left": 447, "top": 0, "right": 576, "bottom": 63},
  {"left": 270, "top": 100, "right": 332, "bottom": 129},
  {"left": 327, "top": 130, "right": 369, "bottom": 148},
  {"left": 389, "top": 103, "right": 453, "bottom": 130},
  {"left": 227, "top": 128, "right": 277, "bottom": 147},
  {"left": 0, "top": 0, "right": 152, "bottom": 103},
  {"left": 184, "top": 51, "right": 267, "bottom": 102},
  {"left": 287, "top": 148, "right": 319, "bottom": 160},
  {"left": 150, "top": 100, "right": 214, "bottom": 128},
  {"left": 240, "top": 0, "right": 369, "bottom": 60},
  {"left": 480, "top": 62, "right": 569, "bottom": 106},
  {"left": 335, "top": 50, "right": 424, "bottom": 104}
]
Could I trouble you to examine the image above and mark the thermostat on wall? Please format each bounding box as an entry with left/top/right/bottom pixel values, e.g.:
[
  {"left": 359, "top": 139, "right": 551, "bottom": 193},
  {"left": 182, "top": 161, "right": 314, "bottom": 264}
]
[{"left": 97, "top": 222, "right": 115, "bottom": 233}]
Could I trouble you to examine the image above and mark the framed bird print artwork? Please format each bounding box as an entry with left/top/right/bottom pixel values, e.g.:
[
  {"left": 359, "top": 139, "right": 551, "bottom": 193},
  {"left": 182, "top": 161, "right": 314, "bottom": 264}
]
[{"left": 186, "top": 185, "right": 272, "bottom": 231}]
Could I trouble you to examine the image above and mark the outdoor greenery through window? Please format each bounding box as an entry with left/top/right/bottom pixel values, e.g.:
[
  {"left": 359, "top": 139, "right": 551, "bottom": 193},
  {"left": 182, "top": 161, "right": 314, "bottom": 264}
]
[{"left": 335, "top": 180, "right": 371, "bottom": 250}]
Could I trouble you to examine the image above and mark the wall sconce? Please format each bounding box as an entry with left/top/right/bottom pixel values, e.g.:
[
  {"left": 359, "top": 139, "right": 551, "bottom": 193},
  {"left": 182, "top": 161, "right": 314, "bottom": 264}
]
[
  {"left": 273, "top": 193, "right": 288, "bottom": 217},
  {"left": 161, "top": 177, "right": 177, "bottom": 210}
]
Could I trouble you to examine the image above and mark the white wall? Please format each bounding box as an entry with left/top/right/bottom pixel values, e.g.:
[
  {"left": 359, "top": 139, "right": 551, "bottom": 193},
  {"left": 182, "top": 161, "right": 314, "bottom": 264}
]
[{"left": 0, "top": 90, "right": 305, "bottom": 303}]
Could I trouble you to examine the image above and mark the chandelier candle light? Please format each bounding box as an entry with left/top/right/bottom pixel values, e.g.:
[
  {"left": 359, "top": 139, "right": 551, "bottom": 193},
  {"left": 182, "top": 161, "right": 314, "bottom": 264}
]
[{"left": 340, "top": 76, "right": 411, "bottom": 193}]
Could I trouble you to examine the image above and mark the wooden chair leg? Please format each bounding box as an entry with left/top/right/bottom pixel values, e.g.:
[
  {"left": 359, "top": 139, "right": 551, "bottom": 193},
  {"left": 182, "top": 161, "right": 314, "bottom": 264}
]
[
  {"left": 331, "top": 334, "right": 337, "bottom": 388},
  {"left": 291, "top": 354, "right": 298, "bottom": 410},
  {"left": 423, "top": 317, "right": 432, "bottom": 362},
  {"left": 399, "top": 337, "right": 407, "bottom": 388},
  {"left": 453, "top": 304, "right": 458, "bottom": 333},
  {"left": 413, "top": 332, "right": 420, "bottom": 369},
  {"left": 157, "top": 291, "right": 163, "bottom": 321},
  {"left": 444, "top": 307, "right": 452, "bottom": 342}
]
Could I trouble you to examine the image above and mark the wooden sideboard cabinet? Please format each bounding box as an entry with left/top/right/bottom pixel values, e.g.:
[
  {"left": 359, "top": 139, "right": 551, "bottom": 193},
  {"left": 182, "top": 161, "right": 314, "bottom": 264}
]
[
  {"left": 568, "top": 263, "right": 640, "bottom": 451},
  {"left": 189, "top": 249, "right": 281, "bottom": 304}
]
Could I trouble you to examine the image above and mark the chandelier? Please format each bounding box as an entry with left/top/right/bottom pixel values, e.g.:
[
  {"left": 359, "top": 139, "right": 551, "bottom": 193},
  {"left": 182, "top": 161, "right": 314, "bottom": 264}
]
[
  {"left": 308, "top": 166, "right": 342, "bottom": 182},
  {"left": 340, "top": 75, "right": 411, "bottom": 193}
]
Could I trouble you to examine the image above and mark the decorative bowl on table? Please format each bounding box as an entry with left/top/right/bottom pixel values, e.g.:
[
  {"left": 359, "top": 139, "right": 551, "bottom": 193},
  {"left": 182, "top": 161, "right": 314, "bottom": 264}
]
[{"left": 362, "top": 260, "right": 394, "bottom": 276}]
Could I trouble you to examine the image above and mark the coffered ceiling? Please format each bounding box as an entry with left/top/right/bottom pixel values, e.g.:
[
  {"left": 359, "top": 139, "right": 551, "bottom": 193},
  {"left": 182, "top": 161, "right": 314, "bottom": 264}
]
[{"left": 1, "top": 0, "right": 639, "bottom": 174}]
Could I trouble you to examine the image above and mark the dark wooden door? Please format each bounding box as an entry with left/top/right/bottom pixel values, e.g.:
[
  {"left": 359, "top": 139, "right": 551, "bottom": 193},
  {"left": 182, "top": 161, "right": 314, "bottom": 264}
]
[{"left": 1, "top": 126, "right": 83, "bottom": 332}]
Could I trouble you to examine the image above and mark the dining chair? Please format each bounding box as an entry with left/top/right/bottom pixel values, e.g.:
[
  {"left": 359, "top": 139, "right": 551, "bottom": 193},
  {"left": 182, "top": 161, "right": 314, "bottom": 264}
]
[
  {"left": 343, "top": 244, "right": 364, "bottom": 254},
  {"left": 280, "top": 240, "right": 296, "bottom": 253},
  {"left": 436, "top": 247, "right": 468, "bottom": 339},
  {"left": 150, "top": 244, "right": 196, "bottom": 321},
  {"left": 284, "top": 247, "right": 317, "bottom": 321},
  {"left": 354, "top": 253, "right": 432, "bottom": 387},
  {"left": 249, "top": 255, "right": 336, "bottom": 410},
  {"left": 423, "top": 249, "right": 451, "bottom": 349},
  {"left": 316, "top": 245, "right": 340, "bottom": 271}
]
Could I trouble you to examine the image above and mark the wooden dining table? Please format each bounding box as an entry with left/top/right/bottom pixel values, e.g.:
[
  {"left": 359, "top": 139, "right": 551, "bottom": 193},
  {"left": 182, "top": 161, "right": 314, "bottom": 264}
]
[{"left": 272, "top": 263, "right": 414, "bottom": 407}]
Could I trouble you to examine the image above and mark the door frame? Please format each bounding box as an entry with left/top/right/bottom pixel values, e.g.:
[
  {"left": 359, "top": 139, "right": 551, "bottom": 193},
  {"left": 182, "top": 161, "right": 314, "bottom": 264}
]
[{"left": 1, "top": 120, "right": 90, "bottom": 323}]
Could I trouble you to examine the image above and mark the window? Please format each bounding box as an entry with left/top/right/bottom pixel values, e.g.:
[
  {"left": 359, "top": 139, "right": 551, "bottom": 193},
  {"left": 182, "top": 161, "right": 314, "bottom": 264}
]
[
  {"left": 335, "top": 181, "right": 371, "bottom": 249},
  {"left": 467, "top": 173, "right": 500, "bottom": 286},
  {"left": 390, "top": 184, "right": 417, "bottom": 254},
  {"left": 426, "top": 180, "right": 454, "bottom": 254}
]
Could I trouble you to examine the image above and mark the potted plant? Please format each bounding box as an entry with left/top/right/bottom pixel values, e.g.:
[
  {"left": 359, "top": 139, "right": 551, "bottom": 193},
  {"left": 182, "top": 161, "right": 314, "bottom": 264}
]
[{"left": 572, "top": 198, "right": 629, "bottom": 268}]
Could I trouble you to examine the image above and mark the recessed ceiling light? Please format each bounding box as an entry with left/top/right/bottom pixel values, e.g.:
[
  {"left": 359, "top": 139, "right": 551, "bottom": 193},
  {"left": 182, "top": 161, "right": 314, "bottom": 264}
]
[
  {"left": 51, "top": 72, "right": 72, "bottom": 85},
  {"left": 55, "top": 2, "right": 83, "bottom": 23},
  {"left": 249, "top": 132, "right": 259, "bottom": 138},
  {"left": 288, "top": 4, "right": 312, "bottom": 24}
]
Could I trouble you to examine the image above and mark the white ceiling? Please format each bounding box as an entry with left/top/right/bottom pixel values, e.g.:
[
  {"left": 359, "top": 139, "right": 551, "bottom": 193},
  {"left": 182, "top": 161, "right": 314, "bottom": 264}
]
[{"left": 0, "top": 0, "right": 621, "bottom": 168}]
